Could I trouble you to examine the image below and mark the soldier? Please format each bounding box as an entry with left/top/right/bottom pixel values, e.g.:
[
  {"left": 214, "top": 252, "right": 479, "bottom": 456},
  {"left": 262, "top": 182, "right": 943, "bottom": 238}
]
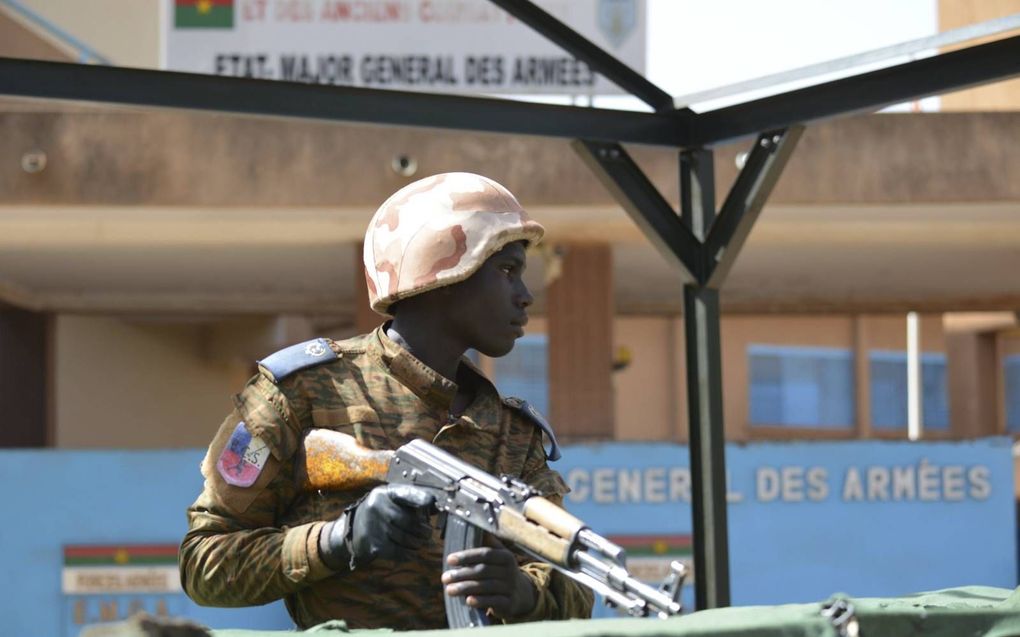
[{"left": 179, "top": 172, "right": 594, "bottom": 629}]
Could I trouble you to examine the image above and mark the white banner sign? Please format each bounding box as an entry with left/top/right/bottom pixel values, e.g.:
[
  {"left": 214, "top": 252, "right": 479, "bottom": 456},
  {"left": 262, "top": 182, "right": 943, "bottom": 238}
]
[
  {"left": 62, "top": 567, "right": 182, "bottom": 594},
  {"left": 163, "top": 0, "right": 646, "bottom": 95}
]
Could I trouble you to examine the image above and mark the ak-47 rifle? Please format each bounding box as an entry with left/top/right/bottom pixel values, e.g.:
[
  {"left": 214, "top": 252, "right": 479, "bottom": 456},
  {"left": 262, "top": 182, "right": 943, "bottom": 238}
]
[{"left": 299, "top": 429, "right": 687, "bottom": 628}]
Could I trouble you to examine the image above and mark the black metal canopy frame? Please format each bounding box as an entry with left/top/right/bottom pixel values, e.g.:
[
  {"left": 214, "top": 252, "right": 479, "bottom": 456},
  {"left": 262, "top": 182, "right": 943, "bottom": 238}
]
[{"left": 2, "top": 0, "right": 1020, "bottom": 612}]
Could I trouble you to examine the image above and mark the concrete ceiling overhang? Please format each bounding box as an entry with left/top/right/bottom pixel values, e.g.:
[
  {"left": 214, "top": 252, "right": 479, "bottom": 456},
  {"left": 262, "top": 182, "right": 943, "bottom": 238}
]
[{"left": 1, "top": 102, "right": 1018, "bottom": 316}]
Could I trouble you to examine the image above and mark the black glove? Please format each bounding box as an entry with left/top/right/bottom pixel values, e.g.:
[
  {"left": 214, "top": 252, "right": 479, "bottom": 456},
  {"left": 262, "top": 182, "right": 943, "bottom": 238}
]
[{"left": 319, "top": 484, "right": 435, "bottom": 570}]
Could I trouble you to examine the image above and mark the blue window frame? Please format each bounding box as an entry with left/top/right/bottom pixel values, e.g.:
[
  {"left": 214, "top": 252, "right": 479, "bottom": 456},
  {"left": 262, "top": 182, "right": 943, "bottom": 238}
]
[
  {"left": 748, "top": 345, "right": 855, "bottom": 428},
  {"left": 1006, "top": 355, "right": 1020, "bottom": 433},
  {"left": 491, "top": 333, "right": 549, "bottom": 417},
  {"left": 869, "top": 351, "right": 949, "bottom": 430}
]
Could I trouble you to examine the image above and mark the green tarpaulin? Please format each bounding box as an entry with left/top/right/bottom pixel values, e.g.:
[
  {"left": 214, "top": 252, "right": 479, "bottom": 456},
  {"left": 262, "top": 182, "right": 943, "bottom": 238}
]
[{"left": 84, "top": 586, "right": 1020, "bottom": 637}]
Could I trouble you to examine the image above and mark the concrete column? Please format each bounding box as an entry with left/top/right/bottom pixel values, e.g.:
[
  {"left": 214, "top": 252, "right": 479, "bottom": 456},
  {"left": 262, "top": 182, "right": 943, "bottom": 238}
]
[
  {"left": 853, "top": 315, "right": 873, "bottom": 438},
  {"left": 547, "top": 243, "right": 614, "bottom": 439},
  {"left": 944, "top": 313, "right": 1016, "bottom": 437},
  {"left": 945, "top": 330, "right": 1000, "bottom": 437},
  {"left": 0, "top": 308, "right": 50, "bottom": 447}
]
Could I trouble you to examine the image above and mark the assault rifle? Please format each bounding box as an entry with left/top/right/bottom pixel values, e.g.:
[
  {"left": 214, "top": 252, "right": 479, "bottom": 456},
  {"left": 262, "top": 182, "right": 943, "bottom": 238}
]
[{"left": 299, "top": 430, "right": 686, "bottom": 628}]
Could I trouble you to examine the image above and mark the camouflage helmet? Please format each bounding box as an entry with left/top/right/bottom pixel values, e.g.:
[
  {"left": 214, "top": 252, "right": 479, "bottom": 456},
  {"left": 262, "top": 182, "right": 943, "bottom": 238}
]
[{"left": 364, "top": 172, "right": 544, "bottom": 315}]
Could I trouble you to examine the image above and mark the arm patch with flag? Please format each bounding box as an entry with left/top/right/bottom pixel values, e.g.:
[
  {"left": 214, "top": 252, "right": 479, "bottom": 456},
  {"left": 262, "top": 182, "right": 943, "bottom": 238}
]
[{"left": 216, "top": 422, "right": 271, "bottom": 487}]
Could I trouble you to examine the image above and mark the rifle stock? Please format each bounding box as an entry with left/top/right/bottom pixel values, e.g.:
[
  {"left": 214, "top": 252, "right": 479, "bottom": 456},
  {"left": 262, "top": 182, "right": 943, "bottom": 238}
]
[{"left": 299, "top": 429, "right": 393, "bottom": 491}]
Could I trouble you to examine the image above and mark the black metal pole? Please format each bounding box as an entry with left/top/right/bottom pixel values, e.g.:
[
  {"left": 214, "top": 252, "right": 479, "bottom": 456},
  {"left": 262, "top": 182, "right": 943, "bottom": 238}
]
[
  {"left": 679, "top": 147, "right": 730, "bottom": 609},
  {"left": 680, "top": 148, "right": 716, "bottom": 240},
  {"left": 683, "top": 285, "right": 731, "bottom": 610}
]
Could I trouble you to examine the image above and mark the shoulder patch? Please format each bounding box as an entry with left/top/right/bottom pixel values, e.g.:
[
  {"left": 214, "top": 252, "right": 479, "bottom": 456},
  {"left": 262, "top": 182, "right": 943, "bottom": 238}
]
[
  {"left": 258, "top": 338, "right": 338, "bottom": 383},
  {"left": 216, "top": 421, "right": 271, "bottom": 487},
  {"left": 503, "top": 397, "right": 561, "bottom": 461}
]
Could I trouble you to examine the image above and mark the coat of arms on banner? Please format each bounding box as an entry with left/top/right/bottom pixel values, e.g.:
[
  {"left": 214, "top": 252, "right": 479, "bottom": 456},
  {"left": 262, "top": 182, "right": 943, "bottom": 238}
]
[{"left": 598, "top": 0, "right": 638, "bottom": 50}]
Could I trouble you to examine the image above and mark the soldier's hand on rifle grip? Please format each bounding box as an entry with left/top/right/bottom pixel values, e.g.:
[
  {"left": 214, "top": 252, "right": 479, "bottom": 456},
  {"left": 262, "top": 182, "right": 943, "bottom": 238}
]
[
  {"left": 442, "top": 536, "right": 538, "bottom": 620},
  {"left": 319, "top": 484, "right": 435, "bottom": 571}
]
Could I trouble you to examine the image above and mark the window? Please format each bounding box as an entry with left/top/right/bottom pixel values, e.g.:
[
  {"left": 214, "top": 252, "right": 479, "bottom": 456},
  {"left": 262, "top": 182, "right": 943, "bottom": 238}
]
[
  {"left": 748, "top": 345, "right": 855, "bottom": 428},
  {"left": 1006, "top": 355, "right": 1020, "bottom": 433},
  {"left": 491, "top": 333, "right": 549, "bottom": 417},
  {"left": 869, "top": 351, "right": 949, "bottom": 431}
]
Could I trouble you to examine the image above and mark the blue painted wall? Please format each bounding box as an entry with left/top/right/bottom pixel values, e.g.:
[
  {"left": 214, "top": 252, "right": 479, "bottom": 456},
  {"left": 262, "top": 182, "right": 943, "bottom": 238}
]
[
  {"left": 0, "top": 449, "right": 293, "bottom": 637},
  {"left": 557, "top": 438, "right": 1016, "bottom": 615},
  {"left": 1, "top": 438, "right": 1014, "bottom": 635}
]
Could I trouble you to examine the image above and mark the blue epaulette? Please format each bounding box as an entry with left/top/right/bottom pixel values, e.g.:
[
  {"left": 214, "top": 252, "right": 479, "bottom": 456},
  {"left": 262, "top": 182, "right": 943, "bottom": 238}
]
[
  {"left": 258, "top": 338, "right": 338, "bottom": 383},
  {"left": 503, "top": 397, "right": 562, "bottom": 461}
]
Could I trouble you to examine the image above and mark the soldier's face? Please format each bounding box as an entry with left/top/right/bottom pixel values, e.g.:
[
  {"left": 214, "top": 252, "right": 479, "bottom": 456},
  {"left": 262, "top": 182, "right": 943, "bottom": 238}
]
[{"left": 444, "top": 241, "right": 533, "bottom": 358}]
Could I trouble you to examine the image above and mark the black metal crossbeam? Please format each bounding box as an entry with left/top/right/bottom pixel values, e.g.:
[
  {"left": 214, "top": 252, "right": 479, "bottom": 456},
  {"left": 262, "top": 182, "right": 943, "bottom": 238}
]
[
  {"left": 705, "top": 127, "right": 803, "bottom": 287},
  {"left": 4, "top": 31, "right": 1019, "bottom": 149},
  {"left": 0, "top": 57, "right": 687, "bottom": 147},
  {"left": 689, "top": 34, "right": 1020, "bottom": 145},
  {"left": 488, "top": 0, "right": 676, "bottom": 112},
  {"left": 573, "top": 139, "right": 703, "bottom": 282}
]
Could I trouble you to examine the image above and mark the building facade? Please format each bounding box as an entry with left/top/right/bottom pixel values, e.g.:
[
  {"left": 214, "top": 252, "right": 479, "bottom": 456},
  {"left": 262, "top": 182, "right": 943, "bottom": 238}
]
[{"left": 0, "top": 0, "right": 1017, "bottom": 455}]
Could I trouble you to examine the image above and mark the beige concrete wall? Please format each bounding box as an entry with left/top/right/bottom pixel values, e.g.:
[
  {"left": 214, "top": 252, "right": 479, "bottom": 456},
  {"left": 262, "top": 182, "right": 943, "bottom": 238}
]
[
  {"left": 860, "top": 314, "right": 947, "bottom": 352},
  {"left": 0, "top": 9, "right": 72, "bottom": 61},
  {"left": 607, "top": 314, "right": 947, "bottom": 444},
  {"left": 51, "top": 311, "right": 986, "bottom": 449},
  {"left": 939, "top": 0, "right": 1020, "bottom": 111},
  {"left": 10, "top": 0, "right": 160, "bottom": 66},
  {"left": 721, "top": 314, "right": 947, "bottom": 440},
  {"left": 6, "top": 112, "right": 1020, "bottom": 210},
  {"left": 53, "top": 313, "right": 694, "bottom": 448},
  {"left": 720, "top": 315, "right": 856, "bottom": 441},
  {"left": 612, "top": 316, "right": 686, "bottom": 442},
  {"left": 54, "top": 315, "right": 248, "bottom": 448}
]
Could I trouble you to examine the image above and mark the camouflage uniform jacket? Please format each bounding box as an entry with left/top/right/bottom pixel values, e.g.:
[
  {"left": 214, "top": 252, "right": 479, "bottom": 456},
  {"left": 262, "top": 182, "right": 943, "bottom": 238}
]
[{"left": 180, "top": 326, "right": 594, "bottom": 630}]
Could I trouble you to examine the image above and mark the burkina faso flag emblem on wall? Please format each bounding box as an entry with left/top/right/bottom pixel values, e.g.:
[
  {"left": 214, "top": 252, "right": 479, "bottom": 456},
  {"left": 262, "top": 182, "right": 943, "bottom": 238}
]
[{"left": 175, "top": 0, "right": 234, "bottom": 29}]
